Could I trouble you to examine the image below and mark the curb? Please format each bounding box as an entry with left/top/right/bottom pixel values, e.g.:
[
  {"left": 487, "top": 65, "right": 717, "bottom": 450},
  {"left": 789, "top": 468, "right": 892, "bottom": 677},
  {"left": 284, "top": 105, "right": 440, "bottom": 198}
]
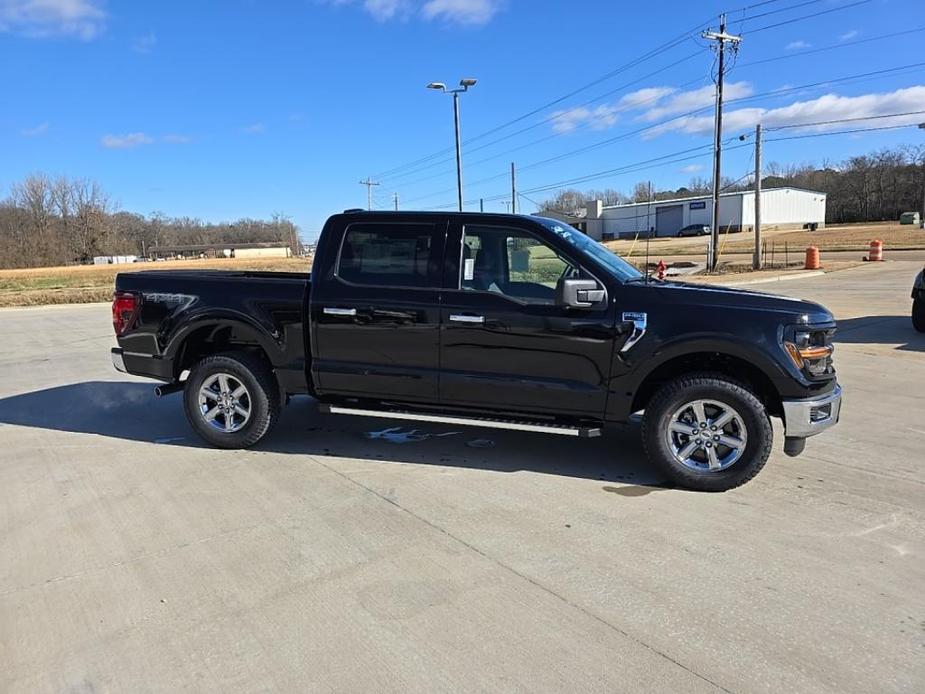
[{"left": 724, "top": 270, "right": 826, "bottom": 286}]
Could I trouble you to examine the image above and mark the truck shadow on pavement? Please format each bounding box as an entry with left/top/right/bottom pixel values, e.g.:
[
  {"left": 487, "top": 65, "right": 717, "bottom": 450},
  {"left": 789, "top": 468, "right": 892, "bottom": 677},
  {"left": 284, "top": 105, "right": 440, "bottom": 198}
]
[
  {"left": 833, "top": 315, "right": 924, "bottom": 352},
  {"left": 0, "top": 381, "right": 668, "bottom": 488}
]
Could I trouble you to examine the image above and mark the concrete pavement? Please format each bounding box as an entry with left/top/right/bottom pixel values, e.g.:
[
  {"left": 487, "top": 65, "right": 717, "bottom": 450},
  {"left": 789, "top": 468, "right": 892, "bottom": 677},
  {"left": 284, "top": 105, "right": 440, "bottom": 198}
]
[{"left": 0, "top": 261, "right": 923, "bottom": 693}]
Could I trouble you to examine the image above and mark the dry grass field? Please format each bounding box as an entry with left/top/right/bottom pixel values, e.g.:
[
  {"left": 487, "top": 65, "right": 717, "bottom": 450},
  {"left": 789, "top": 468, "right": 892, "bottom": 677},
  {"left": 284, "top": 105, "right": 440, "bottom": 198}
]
[
  {"left": 606, "top": 221, "right": 925, "bottom": 257},
  {"left": 0, "top": 257, "right": 313, "bottom": 307}
]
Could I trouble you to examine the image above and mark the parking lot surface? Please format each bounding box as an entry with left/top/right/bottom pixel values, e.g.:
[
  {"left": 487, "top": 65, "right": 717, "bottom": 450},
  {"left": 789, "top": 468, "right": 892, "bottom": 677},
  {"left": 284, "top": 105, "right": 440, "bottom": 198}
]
[{"left": 1, "top": 261, "right": 923, "bottom": 693}]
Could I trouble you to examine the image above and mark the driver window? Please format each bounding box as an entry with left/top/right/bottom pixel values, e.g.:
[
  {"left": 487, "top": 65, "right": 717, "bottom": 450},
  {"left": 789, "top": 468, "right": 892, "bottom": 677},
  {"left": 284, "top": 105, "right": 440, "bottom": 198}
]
[{"left": 461, "top": 226, "right": 578, "bottom": 304}]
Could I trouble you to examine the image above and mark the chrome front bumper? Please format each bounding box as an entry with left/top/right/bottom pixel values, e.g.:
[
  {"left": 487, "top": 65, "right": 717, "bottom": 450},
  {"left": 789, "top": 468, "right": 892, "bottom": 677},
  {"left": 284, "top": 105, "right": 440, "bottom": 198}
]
[{"left": 782, "top": 384, "right": 842, "bottom": 438}]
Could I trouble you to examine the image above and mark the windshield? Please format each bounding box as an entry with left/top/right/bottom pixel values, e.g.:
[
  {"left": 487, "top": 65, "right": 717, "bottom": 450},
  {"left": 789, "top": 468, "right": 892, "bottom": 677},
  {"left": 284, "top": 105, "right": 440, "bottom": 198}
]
[{"left": 535, "top": 217, "right": 643, "bottom": 282}]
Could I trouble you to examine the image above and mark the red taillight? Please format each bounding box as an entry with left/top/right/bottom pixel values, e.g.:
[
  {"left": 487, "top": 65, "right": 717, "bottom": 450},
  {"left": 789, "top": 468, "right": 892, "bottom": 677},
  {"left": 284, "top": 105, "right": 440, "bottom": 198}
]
[{"left": 112, "top": 291, "right": 140, "bottom": 336}]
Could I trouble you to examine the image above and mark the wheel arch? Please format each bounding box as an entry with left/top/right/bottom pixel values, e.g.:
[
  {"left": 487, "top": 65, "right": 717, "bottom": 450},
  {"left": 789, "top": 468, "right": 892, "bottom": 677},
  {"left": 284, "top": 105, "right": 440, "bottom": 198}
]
[
  {"left": 630, "top": 350, "right": 784, "bottom": 418},
  {"left": 169, "top": 319, "right": 278, "bottom": 381}
]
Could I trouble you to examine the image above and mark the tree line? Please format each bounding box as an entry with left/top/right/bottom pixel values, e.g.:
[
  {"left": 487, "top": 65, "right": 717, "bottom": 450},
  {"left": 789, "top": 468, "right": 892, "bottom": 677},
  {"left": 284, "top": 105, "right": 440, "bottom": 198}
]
[
  {"left": 539, "top": 144, "right": 925, "bottom": 224},
  {"left": 0, "top": 174, "right": 302, "bottom": 269}
]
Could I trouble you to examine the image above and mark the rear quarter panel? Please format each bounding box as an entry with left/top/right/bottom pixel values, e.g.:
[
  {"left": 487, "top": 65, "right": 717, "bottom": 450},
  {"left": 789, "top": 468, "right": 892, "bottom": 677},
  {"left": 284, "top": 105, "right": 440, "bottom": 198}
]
[{"left": 115, "top": 271, "right": 310, "bottom": 391}]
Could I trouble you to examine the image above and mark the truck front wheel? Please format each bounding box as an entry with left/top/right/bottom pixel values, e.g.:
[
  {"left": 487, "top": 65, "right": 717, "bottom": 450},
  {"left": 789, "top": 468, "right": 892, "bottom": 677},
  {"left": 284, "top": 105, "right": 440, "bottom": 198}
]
[
  {"left": 642, "top": 374, "right": 772, "bottom": 492},
  {"left": 913, "top": 296, "right": 925, "bottom": 333},
  {"left": 183, "top": 352, "right": 280, "bottom": 449}
]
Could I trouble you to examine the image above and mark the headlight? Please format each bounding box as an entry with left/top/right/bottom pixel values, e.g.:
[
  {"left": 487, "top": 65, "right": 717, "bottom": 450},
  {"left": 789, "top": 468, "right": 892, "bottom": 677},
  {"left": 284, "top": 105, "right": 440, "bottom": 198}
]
[{"left": 784, "top": 328, "right": 834, "bottom": 377}]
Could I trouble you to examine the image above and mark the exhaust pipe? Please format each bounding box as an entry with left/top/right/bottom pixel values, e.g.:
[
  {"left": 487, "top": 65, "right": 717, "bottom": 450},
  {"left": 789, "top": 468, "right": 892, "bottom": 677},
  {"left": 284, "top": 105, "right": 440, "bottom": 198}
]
[{"left": 154, "top": 382, "right": 184, "bottom": 398}]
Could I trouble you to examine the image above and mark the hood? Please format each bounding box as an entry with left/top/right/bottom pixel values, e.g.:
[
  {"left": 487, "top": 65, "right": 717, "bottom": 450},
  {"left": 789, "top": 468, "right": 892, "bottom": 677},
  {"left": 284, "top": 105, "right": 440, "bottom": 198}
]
[{"left": 652, "top": 280, "right": 834, "bottom": 325}]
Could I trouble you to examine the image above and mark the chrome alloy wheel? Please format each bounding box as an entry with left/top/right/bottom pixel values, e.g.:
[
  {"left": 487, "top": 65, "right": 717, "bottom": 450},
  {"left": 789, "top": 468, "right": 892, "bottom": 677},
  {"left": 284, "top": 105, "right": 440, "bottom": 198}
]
[
  {"left": 198, "top": 373, "right": 251, "bottom": 434},
  {"left": 666, "top": 399, "right": 748, "bottom": 472}
]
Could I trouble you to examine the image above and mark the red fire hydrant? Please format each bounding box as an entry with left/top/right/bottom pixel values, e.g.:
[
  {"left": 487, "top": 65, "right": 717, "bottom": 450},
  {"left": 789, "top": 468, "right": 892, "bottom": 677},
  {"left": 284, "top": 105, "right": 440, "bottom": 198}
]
[{"left": 656, "top": 260, "right": 667, "bottom": 280}]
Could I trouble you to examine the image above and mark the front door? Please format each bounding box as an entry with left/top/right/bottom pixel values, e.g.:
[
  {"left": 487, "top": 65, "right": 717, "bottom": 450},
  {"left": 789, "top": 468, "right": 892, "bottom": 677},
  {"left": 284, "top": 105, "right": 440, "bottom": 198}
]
[
  {"left": 439, "top": 221, "right": 615, "bottom": 418},
  {"left": 311, "top": 218, "right": 446, "bottom": 402}
]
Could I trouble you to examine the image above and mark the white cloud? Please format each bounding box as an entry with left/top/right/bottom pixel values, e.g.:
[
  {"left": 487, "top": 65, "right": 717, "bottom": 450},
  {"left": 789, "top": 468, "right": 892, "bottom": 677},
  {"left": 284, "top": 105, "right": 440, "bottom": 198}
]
[
  {"left": 100, "top": 132, "right": 154, "bottom": 149},
  {"left": 162, "top": 133, "right": 192, "bottom": 144},
  {"left": 322, "top": 0, "right": 501, "bottom": 25},
  {"left": 551, "top": 105, "right": 619, "bottom": 134},
  {"left": 785, "top": 40, "right": 811, "bottom": 50},
  {"left": 21, "top": 121, "right": 49, "bottom": 136},
  {"left": 680, "top": 164, "right": 703, "bottom": 174},
  {"left": 616, "top": 86, "right": 676, "bottom": 110},
  {"left": 0, "top": 0, "right": 106, "bottom": 39},
  {"left": 644, "top": 85, "right": 925, "bottom": 138},
  {"left": 242, "top": 122, "right": 265, "bottom": 134},
  {"left": 421, "top": 0, "right": 500, "bottom": 25},
  {"left": 131, "top": 31, "right": 156, "bottom": 54},
  {"left": 639, "top": 81, "right": 753, "bottom": 122},
  {"left": 548, "top": 87, "right": 677, "bottom": 134},
  {"left": 363, "top": 0, "right": 410, "bottom": 21},
  {"left": 839, "top": 29, "right": 859, "bottom": 41}
]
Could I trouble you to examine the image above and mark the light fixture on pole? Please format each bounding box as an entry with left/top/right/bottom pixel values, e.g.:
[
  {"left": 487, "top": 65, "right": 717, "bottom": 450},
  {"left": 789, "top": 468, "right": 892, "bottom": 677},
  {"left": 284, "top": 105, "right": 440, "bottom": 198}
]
[{"left": 427, "top": 78, "right": 478, "bottom": 212}]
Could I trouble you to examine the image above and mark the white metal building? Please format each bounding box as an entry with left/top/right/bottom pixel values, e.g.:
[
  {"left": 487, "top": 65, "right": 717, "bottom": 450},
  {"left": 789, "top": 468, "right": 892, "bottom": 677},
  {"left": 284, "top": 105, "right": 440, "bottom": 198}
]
[{"left": 581, "top": 187, "right": 826, "bottom": 240}]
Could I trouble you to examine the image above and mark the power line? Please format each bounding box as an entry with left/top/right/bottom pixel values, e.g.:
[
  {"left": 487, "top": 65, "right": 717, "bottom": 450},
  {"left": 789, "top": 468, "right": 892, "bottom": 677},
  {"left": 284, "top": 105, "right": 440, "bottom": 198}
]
[
  {"left": 738, "top": 25, "right": 925, "bottom": 69},
  {"left": 764, "top": 122, "right": 921, "bottom": 142},
  {"left": 393, "top": 55, "right": 925, "bottom": 202},
  {"left": 744, "top": 0, "right": 872, "bottom": 34},
  {"left": 736, "top": 0, "right": 825, "bottom": 23},
  {"left": 764, "top": 110, "right": 925, "bottom": 131},
  {"left": 407, "top": 31, "right": 925, "bottom": 188},
  {"left": 379, "top": 51, "right": 705, "bottom": 186},
  {"left": 406, "top": 62, "right": 925, "bottom": 205},
  {"left": 370, "top": 0, "right": 865, "bottom": 183},
  {"left": 371, "top": 16, "right": 723, "bottom": 181}
]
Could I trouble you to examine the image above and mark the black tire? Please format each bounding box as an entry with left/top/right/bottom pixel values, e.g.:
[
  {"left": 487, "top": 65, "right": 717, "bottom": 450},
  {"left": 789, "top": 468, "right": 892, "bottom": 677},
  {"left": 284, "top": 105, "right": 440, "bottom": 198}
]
[
  {"left": 183, "top": 351, "right": 280, "bottom": 449},
  {"left": 913, "top": 296, "right": 925, "bottom": 333},
  {"left": 642, "top": 374, "right": 773, "bottom": 492}
]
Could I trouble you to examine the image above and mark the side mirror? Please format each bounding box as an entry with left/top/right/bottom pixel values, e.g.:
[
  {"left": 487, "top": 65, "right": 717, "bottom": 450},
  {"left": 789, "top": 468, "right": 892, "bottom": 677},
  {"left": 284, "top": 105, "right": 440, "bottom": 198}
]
[{"left": 557, "top": 278, "right": 605, "bottom": 308}]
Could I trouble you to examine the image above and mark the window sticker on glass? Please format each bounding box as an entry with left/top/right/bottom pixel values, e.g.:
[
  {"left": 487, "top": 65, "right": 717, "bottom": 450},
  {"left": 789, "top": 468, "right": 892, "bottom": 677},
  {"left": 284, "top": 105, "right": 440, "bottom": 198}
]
[{"left": 464, "top": 258, "right": 475, "bottom": 281}]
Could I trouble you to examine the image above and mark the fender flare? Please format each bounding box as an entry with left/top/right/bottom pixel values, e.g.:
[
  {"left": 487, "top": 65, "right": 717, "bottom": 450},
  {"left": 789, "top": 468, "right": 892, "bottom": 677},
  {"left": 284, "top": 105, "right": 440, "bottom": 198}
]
[
  {"left": 622, "top": 334, "right": 792, "bottom": 399},
  {"left": 164, "top": 310, "right": 285, "bottom": 367}
]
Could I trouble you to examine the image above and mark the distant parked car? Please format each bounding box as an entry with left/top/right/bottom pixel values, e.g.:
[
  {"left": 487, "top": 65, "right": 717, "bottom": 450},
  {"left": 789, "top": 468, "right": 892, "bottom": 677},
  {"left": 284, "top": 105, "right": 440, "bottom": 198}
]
[
  {"left": 677, "top": 224, "right": 710, "bottom": 237},
  {"left": 913, "top": 266, "right": 925, "bottom": 332}
]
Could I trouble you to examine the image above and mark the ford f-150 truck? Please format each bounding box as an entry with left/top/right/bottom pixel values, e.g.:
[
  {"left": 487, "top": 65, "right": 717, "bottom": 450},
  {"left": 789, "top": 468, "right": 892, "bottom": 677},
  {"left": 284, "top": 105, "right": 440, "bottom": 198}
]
[{"left": 111, "top": 211, "right": 842, "bottom": 491}]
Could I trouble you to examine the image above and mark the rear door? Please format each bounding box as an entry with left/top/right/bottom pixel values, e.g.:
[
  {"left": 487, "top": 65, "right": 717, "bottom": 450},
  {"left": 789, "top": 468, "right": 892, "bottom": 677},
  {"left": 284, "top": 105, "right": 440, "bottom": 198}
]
[
  {"left": 439, "top": 220, "right": 616, "bottom": 418},
  {"left": 310, "top": 217, "right": 447, "bottom": 402}
]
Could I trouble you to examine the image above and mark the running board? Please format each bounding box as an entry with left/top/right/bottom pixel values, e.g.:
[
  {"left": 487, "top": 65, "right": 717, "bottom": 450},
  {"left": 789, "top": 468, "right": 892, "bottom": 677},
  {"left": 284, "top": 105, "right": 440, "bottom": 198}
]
[{"left": 319, "top": 404, "right": 602, "bottom": 438}]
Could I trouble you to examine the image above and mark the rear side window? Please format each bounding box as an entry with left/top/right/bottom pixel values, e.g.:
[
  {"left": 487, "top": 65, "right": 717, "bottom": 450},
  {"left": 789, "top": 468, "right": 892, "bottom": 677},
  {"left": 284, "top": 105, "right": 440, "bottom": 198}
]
[{"left": 337, "top": 222, "right": 441, "bottom": 288}]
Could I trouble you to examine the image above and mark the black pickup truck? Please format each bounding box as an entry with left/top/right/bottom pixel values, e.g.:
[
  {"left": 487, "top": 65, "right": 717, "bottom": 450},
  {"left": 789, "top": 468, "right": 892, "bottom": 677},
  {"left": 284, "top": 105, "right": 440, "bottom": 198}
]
[{"left": 112, "top": 211, "right": 842, "bottom": 491}]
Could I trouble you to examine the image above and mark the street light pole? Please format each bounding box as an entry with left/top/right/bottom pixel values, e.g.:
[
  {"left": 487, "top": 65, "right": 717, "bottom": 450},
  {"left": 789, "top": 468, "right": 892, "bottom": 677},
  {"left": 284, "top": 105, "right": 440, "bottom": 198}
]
[
  {"left": 453, "top": 90, "right": 463, "bottom": 212},
  {"left": 428, "top": 78, "right": 477, "bottom": 212}
]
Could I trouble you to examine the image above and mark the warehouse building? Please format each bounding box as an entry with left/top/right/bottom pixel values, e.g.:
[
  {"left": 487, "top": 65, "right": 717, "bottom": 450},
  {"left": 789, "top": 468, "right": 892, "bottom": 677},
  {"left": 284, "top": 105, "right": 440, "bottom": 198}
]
[{"left": 579, "top": 187, "right": 826, "bottom": 240}]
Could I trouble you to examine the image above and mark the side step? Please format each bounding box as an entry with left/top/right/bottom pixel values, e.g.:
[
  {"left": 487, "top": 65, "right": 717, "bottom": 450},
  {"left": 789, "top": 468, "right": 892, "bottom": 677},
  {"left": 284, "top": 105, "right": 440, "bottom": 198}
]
[{"left": 319, "top": 404, "right": 602, "bottom": 438}]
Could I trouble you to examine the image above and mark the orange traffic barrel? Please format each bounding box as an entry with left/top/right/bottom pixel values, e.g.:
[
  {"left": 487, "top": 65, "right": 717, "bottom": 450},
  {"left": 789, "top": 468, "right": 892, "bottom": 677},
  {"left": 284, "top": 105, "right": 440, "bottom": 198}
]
[
  {"left": 867, "top": 239, "right": 883, "bottom": 261},
  {"left": 804, "top": 246, "right": 821, "bottom": 270}
]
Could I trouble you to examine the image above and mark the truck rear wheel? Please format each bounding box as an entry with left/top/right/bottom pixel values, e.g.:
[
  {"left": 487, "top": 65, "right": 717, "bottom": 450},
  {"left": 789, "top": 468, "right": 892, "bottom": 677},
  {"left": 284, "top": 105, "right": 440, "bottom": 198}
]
[
  {"left": 183, "top": 352, "right": 279, "bottom": 449},
  {"left": 913, "top": 296, "right": 925, "bottom": 333},
  {"left": 642, "top": 374, "right": 772, "bottom": 492}
]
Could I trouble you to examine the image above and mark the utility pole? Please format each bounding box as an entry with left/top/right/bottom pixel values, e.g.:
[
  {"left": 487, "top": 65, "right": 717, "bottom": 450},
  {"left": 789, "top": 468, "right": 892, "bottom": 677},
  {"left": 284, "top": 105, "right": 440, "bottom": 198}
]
[
  {"left": 919, "top": 123, "right": 925, "bottom": 228},
  {"left": 393, "top": 193, "right": 400, "bottom": 211},
  {"left": 510, "top": 162, "right": 517, "bottom": 214},
  {"left": 753, "top": 123, "right": 762, "bottom": 270},
  {"left": 359, "top": 177, "right": 380, "bottom": 210},
  {"left": 479, "top": 198, "right": 484, "bottom": 212},
  {"left": 702, "top": 15, "right": 741, "bottom": 271}
]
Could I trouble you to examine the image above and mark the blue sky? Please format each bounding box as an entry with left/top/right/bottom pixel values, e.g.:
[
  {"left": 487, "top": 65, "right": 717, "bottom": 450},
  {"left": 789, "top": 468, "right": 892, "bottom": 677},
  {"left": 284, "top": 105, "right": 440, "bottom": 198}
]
[{"left": 2, "top": 0, "right": 923, "bottom": 240}]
